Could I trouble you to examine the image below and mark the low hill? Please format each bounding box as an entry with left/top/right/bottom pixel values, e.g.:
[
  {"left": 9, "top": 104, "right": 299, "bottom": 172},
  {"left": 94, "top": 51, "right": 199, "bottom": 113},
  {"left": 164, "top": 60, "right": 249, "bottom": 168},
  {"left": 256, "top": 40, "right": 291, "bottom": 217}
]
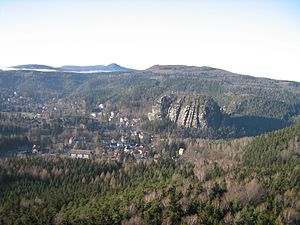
[{"left": 146, "top": 64, "right": 221, "bottom": 74}]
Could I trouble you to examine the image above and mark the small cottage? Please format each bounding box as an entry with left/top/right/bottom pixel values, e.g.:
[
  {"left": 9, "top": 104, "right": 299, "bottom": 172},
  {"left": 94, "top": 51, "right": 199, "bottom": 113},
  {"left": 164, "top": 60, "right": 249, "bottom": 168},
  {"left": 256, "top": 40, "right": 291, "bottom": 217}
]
[{"left": 179, "top": 148, "right": 185, "bottom": 155}]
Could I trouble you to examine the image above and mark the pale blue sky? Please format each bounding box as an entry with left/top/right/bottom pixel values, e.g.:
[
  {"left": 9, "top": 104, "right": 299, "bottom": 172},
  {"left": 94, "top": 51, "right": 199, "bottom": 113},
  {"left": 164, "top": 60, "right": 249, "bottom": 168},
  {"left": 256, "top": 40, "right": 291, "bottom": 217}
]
[{"left": 0, "top": 0, "right": 299, "bottom": 81}]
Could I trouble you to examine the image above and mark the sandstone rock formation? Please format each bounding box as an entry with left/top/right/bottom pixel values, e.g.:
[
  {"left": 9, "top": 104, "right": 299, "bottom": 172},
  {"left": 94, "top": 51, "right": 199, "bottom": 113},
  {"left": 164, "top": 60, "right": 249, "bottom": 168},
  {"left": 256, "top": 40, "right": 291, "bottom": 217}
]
[{"left": 148, "top": 95, "right": 223, "bottom": 129}]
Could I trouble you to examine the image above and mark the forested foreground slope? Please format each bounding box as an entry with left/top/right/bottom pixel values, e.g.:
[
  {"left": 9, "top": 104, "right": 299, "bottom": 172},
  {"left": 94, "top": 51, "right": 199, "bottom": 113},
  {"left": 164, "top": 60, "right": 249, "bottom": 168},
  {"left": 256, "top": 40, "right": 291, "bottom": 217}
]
[{"left": 0, "top": 124, "right": 299, "bottom": 225}]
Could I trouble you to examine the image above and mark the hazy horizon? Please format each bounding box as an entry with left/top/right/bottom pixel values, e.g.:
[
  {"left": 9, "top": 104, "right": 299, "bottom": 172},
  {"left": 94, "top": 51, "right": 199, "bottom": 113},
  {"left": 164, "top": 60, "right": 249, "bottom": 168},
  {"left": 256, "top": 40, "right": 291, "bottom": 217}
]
[{"left": 0, "top": 0, "right": 299, "bottom": 81}]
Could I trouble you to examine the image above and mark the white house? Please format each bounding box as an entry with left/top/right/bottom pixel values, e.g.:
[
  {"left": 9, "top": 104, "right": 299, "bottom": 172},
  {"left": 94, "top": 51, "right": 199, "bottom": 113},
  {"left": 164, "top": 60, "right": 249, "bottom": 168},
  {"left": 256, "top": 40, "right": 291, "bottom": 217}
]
[{"left": 179, "top": 148, "right": 185, "bottom": 155}]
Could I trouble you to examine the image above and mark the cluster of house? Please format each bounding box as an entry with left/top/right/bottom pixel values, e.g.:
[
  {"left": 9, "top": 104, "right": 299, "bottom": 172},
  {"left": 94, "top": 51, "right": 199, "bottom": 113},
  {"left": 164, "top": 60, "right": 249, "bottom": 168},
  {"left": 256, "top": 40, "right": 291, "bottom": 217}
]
[
  {"left": 69, "top": 140, "right": 151, "bottom": 160},
  {"left": 90, "top": 103, "right": 105, "bottom": 118},
  {"left": 0, "top": 90, "right": 88, "bottom": 121},
  {"left": 69, "top": 138, "right": 186, "bottom": 161},
  {"left": 90, "top": 103, "right": 140, "bottom": 128},
  {"left": 90, "top": 108, "right": 104, "bottom": 118},
  {"left": 0, "top": 91, "right": 33, "bottom": 113},
  {"left": 15, "top": 144, "right": 44, "bottom": 156}
]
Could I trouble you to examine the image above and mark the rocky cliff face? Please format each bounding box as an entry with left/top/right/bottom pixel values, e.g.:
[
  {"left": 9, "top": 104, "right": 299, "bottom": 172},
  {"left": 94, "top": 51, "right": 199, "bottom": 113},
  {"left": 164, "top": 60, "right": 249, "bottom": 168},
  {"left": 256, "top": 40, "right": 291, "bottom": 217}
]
[{"left": 148, "top": 95, "right": 223, "bottom": 129}]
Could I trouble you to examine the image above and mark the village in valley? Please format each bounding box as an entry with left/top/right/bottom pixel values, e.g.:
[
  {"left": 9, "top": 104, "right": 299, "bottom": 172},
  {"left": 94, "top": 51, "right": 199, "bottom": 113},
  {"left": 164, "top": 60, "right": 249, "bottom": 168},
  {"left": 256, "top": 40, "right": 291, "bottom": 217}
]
[{"left": 0, "top": 90, "right": 185, "bottom": 161}]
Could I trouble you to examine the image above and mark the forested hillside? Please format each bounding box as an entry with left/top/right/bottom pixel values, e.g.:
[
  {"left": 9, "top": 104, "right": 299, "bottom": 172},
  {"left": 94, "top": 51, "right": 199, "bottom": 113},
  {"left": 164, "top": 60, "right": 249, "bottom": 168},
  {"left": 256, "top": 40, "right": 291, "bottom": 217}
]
[
  {"left": 1, "top": 66, "right": 300, "bottom": 120},
  {"left": 1, "top": 124, "right": 299, "bottom": 224},
  {"left": 1, "top": 66, "right": 300, "bottom": 139}
]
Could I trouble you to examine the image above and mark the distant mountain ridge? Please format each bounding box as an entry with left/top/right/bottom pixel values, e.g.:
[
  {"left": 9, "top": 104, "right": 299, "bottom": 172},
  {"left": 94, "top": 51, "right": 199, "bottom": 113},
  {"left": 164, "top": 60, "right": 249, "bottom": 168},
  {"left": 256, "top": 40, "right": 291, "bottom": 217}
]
[
  {"left": 12, "top": 64, "right": 57, "bottom": 71},
  {"left": 10, "top": 63, "right": 133, "bottom": 73},
  {"left": 60, "top": 63, "right": 133, "bottom": 72}
]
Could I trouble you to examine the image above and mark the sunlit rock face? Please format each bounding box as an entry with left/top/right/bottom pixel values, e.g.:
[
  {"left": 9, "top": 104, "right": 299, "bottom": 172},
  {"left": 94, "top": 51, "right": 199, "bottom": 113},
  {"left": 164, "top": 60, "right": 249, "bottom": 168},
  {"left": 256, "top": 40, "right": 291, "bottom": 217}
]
[{"left": 148, "top": 94, "right": 223, "bottom": 129}]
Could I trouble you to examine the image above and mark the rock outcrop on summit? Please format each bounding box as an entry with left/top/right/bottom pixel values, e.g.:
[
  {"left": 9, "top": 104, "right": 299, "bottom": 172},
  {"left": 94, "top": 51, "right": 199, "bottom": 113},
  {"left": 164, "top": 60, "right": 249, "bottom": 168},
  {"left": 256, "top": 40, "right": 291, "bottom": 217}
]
[{"left": 148, "top": 95, "right": 223, "bottom": 129}]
